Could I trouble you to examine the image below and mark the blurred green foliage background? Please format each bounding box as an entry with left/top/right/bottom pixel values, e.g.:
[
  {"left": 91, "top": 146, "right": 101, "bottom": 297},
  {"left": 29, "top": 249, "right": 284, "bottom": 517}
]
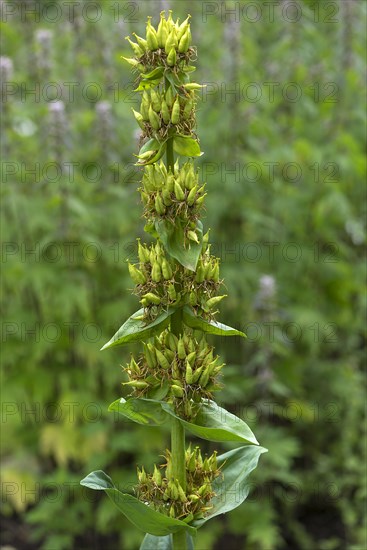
[{"left": 1, "top": 0, "right": 366, "bottom": 549}]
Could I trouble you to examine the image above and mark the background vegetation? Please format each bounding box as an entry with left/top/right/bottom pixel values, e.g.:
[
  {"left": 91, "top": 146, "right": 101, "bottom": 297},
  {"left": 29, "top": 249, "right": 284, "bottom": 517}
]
[{"left": 1, "top": 1, "right": 366, "bottom": 549}]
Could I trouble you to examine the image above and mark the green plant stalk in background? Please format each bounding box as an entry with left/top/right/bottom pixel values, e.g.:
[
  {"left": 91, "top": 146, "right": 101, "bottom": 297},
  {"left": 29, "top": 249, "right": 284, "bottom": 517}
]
[{"left": 81, "top": 11, "right": 266, "bottom": 549}]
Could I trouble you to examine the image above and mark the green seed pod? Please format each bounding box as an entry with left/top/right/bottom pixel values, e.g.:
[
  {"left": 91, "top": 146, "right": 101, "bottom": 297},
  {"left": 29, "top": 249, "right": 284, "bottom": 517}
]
[
  {"left": 186, "top": 351, "right": 196, "bottom": 366},
  {"left": 195, "top": 194, "right": 207, "bottom": 206},
  {"left": 168, "top": 283, "right": 176, "bottom": 301},
  {"left": 165, "top": 86, "right": 175, "bottom": 108},
  {"left": 177, "top": 338, "right": 186, "bottom": 360},
  {"left": 151, "top": 262, "right": 162, "bottom": 283},
  {"left": 161, "top": 258, "right": 173, "bottom": 279},
  {"left": 132, "top": 33, "right": 148, "bottom": 52},
  {"left": 199, "top": 367, "right": 210, "bottom": 387},
  {"left": 146, "top": 18, "right": 159, "bottom": 51},
  {"left": 168, "top": 480, "right": 179, "bottom": 500},
  {"left": 143, "top": 344, "right": 156, "bottom": 369},
  {"left": 161, "top": 99, "right": 170, "bottom": 124},
  {"left": 128, "top": 263, "right": 146, "bottom": 284},
  {"left": 185, "top": 363, "right": 193, "bottom": 384},
  {"left": 132, "top": 108, "right": 145, "bottom": 130},
  {"left": 177, "top": 15, "right": 191, "bottom": 39},
  {"left": 125, "top": 36, "right": 143, "bottom": 57},
  {"left": 150, "top": 88, "right": 161, "bottom": 112},
  {"left": 164, "top": 348, "right": 175, "bottom": 363},
  {"left": 188, "top": 452, "right": 196, "bottom": 472},
  {"left": 171, "top": 384, "right": 184, "bottom": 398},
  {"left": 176, "top": 482, "right": 187, "bottom": 502},
  {"left": 171, "top": 358, "right": 180, "bottom": 379},
  {"left": 142, "top": 292, "right": 161, "bottom": 305},
  {"left": 209, "top": 451, "right": 218, "bottom": 471},
  {"left": 154, "top": 194, "right": 166, "bottom": 215},
  {"left": 187, "top": 184, "right": 198, "bottom": 206},
  {"left": 188, "top": 493, "right": 200, "bottom": 502},
  {"left": 191, "top": 365, "right": 203, "bottom": 384},
  {"left": 140, "top": 91, "right": 150, "bottom": 121},
  {"left": 171, "top": 97, "right": 181, "bottom": 124},
  {"left": 156, "top": 349, "right": 170, "bottom": 370},
  {"left": 138, "top": 240, "right": 150, "bottom": 264},
  {"left": 165, "top": 29, "right": 178, "bottom": 54},
  {"left": 149, "top": 104, "right": 161, "bottom": 130},
  {"left": 161, "top": 187, "right": 173, "bottom": 206},
  {"left": 189, "top": 291, "right": 197, "bottom": 306},
  {"left": 167, "top": 332, "right": 178, "bottom": 352},
  {"left": 166, "top": 173, "right": 175, "bottom": 192},
  {"left": 167, "top": 47, "right": 177, "bottom": 66},
  {"left": 206, "top": 295, "right": 227, "bottom": 309},
  {"left": 169, "top": 505, "right": 175, "bottom": 518},
  {"left": 178, "top": 27, "right": 190, "bottom": 53},
  {"left": 137, "top": 466, "right": 147, "bottom": 483},
  {"left": 174, "top": 180, "right": 185, "bottom": 201},
  {"left": 157, "top": 12, "right": 168, "bottom": 48},
  {"left": 187, "top": 230, "right": 199, "bottom": 243},
  {"left": 183, "top": 98, "right": 194, "bottom": 120},
  {"left": 153, "top": 465, "right": 162, "bottom": 486},
  {"left": 195, "top": 263, "right": 205, "bottom": 283}
]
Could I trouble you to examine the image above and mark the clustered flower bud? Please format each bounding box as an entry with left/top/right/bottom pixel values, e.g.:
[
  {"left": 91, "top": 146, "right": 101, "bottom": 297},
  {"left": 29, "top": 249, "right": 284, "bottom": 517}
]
[
  {"left": 128, "top": 238, "right": 224, "bottom": 322},
  {"left": 124, "top": 11, "right": 203, "bottom": 144},
  {"left": 122, "top": 328, "right": 224, "bottom": 417},
  {"left": 135, "top": 446, "right": 220, "bottom": 521}
]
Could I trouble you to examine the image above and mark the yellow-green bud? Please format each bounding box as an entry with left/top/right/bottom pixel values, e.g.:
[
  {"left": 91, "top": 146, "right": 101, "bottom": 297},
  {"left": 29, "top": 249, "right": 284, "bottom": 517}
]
[
  {"left": 149, "top": 104, "right": 161, "bottom": 130},
  {"left": 161, "top": 100, "right": 170, "bottom": 124},
  {"left": 167, "top": 47, "right": 176, "bottom": 66},
  {"left": 128, "top": 263, "right": 146, "bottom": 284},
  {"left": 146, "top": 18, "right": 159, "bottom": 51},
  {"left": 171, "top": 97, "right": 180, "bottom": 125}
]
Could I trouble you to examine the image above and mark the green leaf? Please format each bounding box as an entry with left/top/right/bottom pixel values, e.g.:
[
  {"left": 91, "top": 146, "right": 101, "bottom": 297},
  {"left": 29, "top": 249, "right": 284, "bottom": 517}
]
[
  {"left": 101, "top": 308, "right": 174, "bottom": 350},
  {"left": 193, "top": 446, "right": 268, "bottom": 527},
  {"left": 135, "top": 78, "right": 162, "bottom": 91},
  {"left": 155, "top": 220, "right": 203, "bottom": 271},
  {"left": 173, "top": 135, "right": 203, "bottom": 157},
  {"left": 140, "top": 533, "right": 194, "bottom": 550},
  {"left": 161, "top": 400, "right": 259, "bottom": 445},
  {"left": 138, "top": 138, "right": 161, "bottom": 156},
  {"left": 109, "top": 398, "right": 258, "bottom": 445},
  {"left": 140, "top": 67, "right": 165, "bottom": 81},
  {"left": 108, "top": 397, "right": 169, "bottom": 426},
  {"left": 80, "top": 470, "right": 114, "bottom": 490},
  {"left": 183, "top": 306, "right": 246, "bottom": 338},
  {"left": 136, "top": 140, "right": 167, "bottom": 166},
  {"left": 80, "top": 471, "right": 195, "bottom": 537}
]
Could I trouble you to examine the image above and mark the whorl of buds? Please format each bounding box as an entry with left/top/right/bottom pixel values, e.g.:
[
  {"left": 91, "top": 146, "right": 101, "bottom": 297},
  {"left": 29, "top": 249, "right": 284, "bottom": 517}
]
[
  {"left": 122, "top": 328, "right": 225, "bottom": 415},
  {"left": 135, "top": 446, "right": 220, "bottom": 520}
]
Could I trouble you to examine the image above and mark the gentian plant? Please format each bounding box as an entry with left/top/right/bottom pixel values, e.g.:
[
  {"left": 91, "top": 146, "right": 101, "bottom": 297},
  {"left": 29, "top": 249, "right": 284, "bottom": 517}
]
[{"left": 81, "top": 11, "right": 266, "bottom": 550}]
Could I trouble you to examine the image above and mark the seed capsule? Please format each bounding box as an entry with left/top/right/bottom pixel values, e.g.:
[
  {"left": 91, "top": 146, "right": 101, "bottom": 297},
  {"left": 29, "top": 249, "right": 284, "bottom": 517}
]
[
  {"left": 161, "top": 258, "right": 173, "bottom": 280},
  {"left": 167, "top": 47, "right": 176, "bottom": 66},
  {"left": 171, "top": 384, "right": 184, "bottom": 398},
  {"left": 125, "top": 36, "right": 143, "bottom": 57},
  {"left": 123, "top": 380, "right": 149, "bottom": 389},
  {"left": 187, "top": 230, "right": 199, "bottom": 244},
  {"left": 132, "top": 108, "right": 145, "bottom": 130},
  {"left": 149, "top": 104, "right": 161, "bottom": 130},
  {"left": 146, "top": 18, "right": 159, "bottom": 51},
  {"left": 128, "top": 263, "right": 146, "bottom": 285},
  {"left": 161, "top": 100, "right": 170, "bottom": 124},
  {"left": 142, "top": 292, "right": 161, "bottom": 305},
  {"left": 185, "top": 363, "right": 193, "bottom": 384},
  {"left": 150, "top": 88, "right": 161, "bottom": 112},
  {"left": 168, "top": 283, "right": 176, "bottom": 301},
  {"left": 174, "top": 180, "right": 185, "bottom": 201},
  {"left": 157, "top": 12, "right": 168, "bottom": 48},
  {"left": 206, "top": 295, "right": 227, "bottom": 309},
  {"left": 151, "top": 262, "right": 162, "bottom": 283},
  {"left": 154, "top": 194, "right": 166, "bottom": 215},
  {"left": 178, "top": 28, "right": 190, "bottom": 53},
  {"left": 187, "top": 185, "right": 198, "bottom": 206},
  {"left": 156, "top": 349, "right": 170, "bottom": 370},
  {"left": 171, "top": 97, "right": 181, "bottom": 125},
  {"left": 132, "top": 33, "right": 148, "bottom": 52},
  {"left": 165, "top": 29, "right": 178, "bottom": 54},
  {"left": 177, "top": 338, "right": 186, "bottom": 360}
]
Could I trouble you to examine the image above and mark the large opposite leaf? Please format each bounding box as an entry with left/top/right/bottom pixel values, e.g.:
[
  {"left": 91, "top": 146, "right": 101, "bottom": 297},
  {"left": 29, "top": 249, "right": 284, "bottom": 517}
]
[
  {"left": 109, "top": 398, "right": 168, "bottom": 426},
  {"left": 111, "top": 397, "right": 258, "bottom": 445},
  {"left": 80, "top": 471, "right": 195, "bottom": 537},
  {"left": 193, "top": 446, "right": 267, "bottom": 527},
  {"left": 155, "top": 220, "right": 203, "bottom": 271},
  {"left": 173, "top": 135, "right": 203, "bottom": 157},
  {"left": 183, "top": 306, "right": 246, "bottom": 338},
  {"left": 140, "top": 533, "right": 194, "bottom": 550},
  {"left": 101, "top": 308, "right": 174, "bottom": 350},
  {"left": 161, "top": 400, "right": 258, "bottom": 445}
]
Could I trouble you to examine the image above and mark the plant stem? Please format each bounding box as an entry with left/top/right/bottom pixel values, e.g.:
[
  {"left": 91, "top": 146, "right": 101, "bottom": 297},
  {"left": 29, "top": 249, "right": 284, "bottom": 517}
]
[{"left": 166, "top": 139, "right": 187, "bottom": 548}]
